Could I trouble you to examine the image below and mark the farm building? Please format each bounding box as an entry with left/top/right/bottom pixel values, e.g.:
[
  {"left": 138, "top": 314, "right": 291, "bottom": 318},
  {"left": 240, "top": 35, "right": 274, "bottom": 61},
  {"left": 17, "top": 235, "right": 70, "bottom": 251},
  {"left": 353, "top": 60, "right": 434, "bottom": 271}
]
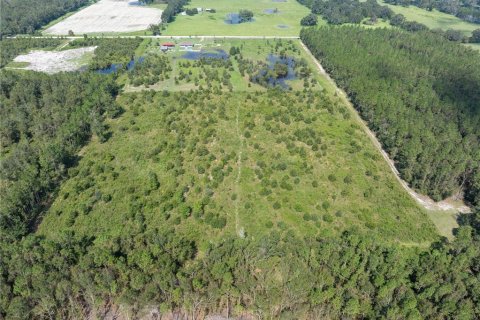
[
  {"left": 179, "top": 42, "right": 194, "bottom": 50},
  {"left": 160, "top": 42, "right": 175, "bottom": 51}
]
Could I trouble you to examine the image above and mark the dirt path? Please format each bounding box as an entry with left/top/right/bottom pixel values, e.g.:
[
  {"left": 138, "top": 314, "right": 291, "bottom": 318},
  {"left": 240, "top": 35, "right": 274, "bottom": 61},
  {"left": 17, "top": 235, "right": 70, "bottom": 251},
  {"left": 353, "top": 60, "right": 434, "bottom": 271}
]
[
  {"left": 299, "top": 41, "right": 471, "bottom": 214},
  {"left": 234, "top": 103, "right": 245, "bottom": 237}
]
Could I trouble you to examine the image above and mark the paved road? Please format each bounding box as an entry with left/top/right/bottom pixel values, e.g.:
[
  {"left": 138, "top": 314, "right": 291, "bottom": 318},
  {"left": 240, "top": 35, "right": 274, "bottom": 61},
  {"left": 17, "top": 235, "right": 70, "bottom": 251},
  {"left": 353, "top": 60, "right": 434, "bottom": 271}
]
[{"left": 11, "top": 35, "right": 300, "bottom": 39}]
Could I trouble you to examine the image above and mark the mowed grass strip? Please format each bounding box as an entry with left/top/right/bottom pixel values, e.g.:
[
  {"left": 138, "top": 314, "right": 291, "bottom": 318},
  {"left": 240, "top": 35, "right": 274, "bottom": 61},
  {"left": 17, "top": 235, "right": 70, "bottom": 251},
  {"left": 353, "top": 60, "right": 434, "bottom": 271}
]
[
  {"left": 38, "top": 91, "right": 437, "bottom": 245},
  {"left": 163, "top": 0, "right": 312, "bottom": 36}
]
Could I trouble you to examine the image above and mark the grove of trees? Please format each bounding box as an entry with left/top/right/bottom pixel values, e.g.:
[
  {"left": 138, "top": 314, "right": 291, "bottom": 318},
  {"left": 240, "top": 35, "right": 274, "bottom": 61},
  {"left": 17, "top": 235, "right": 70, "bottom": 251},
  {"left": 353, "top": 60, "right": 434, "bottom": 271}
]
[
  {"left": 0, "top": 0, "right": 90, "bottom": 36},
  {"left": 301, "top": 26, "right": 480, "bottom": 205},
  {"left": 0, "top": 70, "right": 120, "bottom": 240}
]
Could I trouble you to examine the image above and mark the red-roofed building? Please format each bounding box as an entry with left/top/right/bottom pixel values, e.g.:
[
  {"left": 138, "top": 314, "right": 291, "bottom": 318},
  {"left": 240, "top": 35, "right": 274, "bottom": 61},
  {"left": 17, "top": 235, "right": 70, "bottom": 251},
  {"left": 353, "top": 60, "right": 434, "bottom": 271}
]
[{"left": 160, "top": 42, "right": 175, "bottom": 51}]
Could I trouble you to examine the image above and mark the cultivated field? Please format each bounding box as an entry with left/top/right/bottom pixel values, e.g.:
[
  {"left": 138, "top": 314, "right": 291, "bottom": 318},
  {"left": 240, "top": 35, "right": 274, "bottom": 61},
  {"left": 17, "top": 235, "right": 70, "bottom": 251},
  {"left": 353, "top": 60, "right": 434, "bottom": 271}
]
[
  {"left": 379, "top": 0, "right": 479, "bottom": 36},
  {"left": 163, "top": 0, "right": 312, "bottom": 36},
  {"left": 10, "top": 47, "right": 96, "bottom": 74},
  {"left": 44, "top": 0, "right": 162, "bottom": 35}
]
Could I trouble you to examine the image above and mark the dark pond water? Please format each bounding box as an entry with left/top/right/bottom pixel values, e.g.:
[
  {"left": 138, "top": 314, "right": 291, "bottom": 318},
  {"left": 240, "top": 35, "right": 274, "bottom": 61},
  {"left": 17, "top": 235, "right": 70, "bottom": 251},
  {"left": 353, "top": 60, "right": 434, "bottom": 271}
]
[
  {"left": 253, "top": 54, "right": 297, "bottom": 89},
  {"left": 264, "top": 8, "right": 279, "bottom": 14},
  {"left": 225, "top": 13, "right": 241, "bottom": 24},
  {"left": 97, "top": 56, "right": 145, "bottom": 74},
  {"left": 129, "top": 1, "right": 146, "bottom": 6},
  {"left": 182, "top": 49, "right": 228, "bottom": 60},
  {"left": 225, "top": 13, "right": 255, "bottom": 24}
]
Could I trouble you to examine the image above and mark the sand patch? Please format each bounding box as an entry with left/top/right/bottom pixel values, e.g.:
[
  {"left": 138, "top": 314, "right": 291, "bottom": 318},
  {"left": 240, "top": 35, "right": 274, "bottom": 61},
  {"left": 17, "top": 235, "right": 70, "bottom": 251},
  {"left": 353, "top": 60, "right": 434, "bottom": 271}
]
[{"left": 12, "top": 47, "right": 96, "bottom": 74}]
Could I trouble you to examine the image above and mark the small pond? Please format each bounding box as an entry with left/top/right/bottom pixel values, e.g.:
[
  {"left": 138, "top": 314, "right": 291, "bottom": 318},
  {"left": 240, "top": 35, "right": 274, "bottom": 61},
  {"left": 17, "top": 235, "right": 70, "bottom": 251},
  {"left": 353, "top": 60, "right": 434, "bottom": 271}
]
[
  {"left": 97, "top": 56, "right": 145, "bottom": 74},
  {"left": 253, "top": 54, "right": 297, "bottom": 89},
  {"left": 182, "top": 49, "right": 228, "bottom": 60},
  {"left": 264, "top": 8, "right": 279, "bottom": 14},
  {"left": 129, "top": 1, "right": 146, "bottom": 6},
  {"left": 224, "top": 13, "right": 255, "bottom": 24},
  {"left": 277, "top": 24, "right": 289, "bottom": 29}
]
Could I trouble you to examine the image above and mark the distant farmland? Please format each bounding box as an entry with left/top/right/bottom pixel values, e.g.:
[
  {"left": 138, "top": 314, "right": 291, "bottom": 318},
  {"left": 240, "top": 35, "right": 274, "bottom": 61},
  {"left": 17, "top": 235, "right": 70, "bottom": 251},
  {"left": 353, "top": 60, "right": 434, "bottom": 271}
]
[{"left": 44, "top": 0, "right": 162, "bottom": 35}]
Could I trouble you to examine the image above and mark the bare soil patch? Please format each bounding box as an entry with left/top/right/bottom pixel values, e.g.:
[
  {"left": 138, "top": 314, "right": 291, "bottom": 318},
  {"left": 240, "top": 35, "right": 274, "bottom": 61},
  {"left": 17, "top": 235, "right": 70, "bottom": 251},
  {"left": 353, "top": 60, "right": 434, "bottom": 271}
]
[
  {"left": 12, "top": 47, "right": 96, "bottom": 74},
  {"left": 45, "top": 0, "right": 162, "bottom": 35}
]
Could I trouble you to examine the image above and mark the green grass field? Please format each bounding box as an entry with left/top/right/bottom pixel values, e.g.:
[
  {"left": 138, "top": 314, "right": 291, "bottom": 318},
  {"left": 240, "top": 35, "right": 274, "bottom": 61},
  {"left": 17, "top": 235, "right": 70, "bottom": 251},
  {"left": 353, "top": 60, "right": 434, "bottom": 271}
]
[
  {"left": 379, "top": 0, "right": 480, "bottom": 36},
  {"left": 163, "top": 0, "right": 313, "bottom": 36}
]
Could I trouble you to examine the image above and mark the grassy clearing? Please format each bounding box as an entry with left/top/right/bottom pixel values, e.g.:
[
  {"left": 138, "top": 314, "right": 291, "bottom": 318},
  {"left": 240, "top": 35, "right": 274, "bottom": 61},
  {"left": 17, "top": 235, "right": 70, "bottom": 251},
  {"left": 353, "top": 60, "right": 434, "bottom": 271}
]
[
  {"left": 464, "top": 43, "right": 480, "bottom": 51},
  {"left": 426, "top": 210, "right": 459, "bottom": 239},
  {"left": 378, "top": 0, "right": 480, "bottom": 36},
  {"left": 163, "top": 0, "right": 312, "bottom": 36},
  {"left": 38, "top": 89, "right": 437, "bottom": 245}
]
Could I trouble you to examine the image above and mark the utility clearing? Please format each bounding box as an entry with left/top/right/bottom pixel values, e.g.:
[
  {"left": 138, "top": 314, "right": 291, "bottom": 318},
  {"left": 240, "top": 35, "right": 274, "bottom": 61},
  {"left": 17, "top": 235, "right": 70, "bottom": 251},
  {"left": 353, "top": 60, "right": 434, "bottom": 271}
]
[
  {"left": 44, "top": 0, "right": 162, "bottom": 35},
  {"left": 11, "top": 47, "right": 96, "bottom": 74}
]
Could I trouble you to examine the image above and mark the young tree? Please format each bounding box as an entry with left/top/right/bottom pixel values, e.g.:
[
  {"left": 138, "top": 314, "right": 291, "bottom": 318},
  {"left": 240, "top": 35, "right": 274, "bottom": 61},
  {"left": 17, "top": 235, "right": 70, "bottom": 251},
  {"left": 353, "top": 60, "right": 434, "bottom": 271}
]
[
  {"left": 239, "top": 9, "right": 254, "bottom": 22},
  {"left": 300, "top": 13, "right": 318, "bottom": 26}
]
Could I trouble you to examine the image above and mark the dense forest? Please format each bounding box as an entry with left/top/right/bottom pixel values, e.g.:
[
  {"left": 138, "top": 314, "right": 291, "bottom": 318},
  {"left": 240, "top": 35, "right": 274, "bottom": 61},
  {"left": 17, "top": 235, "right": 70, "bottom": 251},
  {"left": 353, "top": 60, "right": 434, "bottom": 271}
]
[
  {"left": 0, "top": 0, "right": 91, "bottom": 36},
  {"left": 1, "top": 204, "right": 479, "bottom": 318},
  {"left": 0, "top": 70, "right": 120, "bottom": 240},
  {"left": 301, "top": 27, "right": 480, "bottom": 205},
  {"left": 161, "top": 0, "right": 190, "bottom": 23},
  {"left": 384, "top": 0, "right": 480, "bottom": 24}
]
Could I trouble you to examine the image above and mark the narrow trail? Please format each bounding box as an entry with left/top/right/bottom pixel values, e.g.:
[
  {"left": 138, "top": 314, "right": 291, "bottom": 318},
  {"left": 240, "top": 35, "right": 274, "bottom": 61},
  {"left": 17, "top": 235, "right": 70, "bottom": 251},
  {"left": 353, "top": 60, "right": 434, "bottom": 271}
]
[
  {"left": 234, "top": 103, "right": 244, "bottom": 237},
  {"left": 299, "top": 41, "right": 471, "bottom": 214}
]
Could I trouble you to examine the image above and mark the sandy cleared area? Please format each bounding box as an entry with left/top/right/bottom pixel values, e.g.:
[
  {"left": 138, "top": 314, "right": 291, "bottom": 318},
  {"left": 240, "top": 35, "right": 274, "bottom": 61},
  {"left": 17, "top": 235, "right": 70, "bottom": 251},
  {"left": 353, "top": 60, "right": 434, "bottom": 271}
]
[
  {"left": 45, "top": 0, "right": 162, "bottom": 35},
  {"left": 13, "top": 47, "right": 96, "bottom": 74}
]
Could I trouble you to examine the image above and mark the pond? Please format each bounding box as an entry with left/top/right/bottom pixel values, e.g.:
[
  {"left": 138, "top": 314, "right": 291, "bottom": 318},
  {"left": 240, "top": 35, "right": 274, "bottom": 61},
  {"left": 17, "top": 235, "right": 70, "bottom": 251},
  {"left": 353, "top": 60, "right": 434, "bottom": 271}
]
[
  {"left": 225, "top": 13, "right": 255, "bottom": 24},
  {"left": 97, "top": 56, "right": 145, "bottom": 74},
  {"left": 128, "top": 1, "right": 146, "bottom": 6},
  {"left": 181, "top": 49, "right": 228, "bottom": 60},
  {"left": 277, "top": 24, "right": 289, "bottom": 29},
  {"left": 264, "top": 8, "right": 279, "bottom": 14},
  {"left": 225, "top": 13, "right": 241, "bottom": 24},
  {"left": 253, "top": 54, "right": 297, "bottom": 89}
]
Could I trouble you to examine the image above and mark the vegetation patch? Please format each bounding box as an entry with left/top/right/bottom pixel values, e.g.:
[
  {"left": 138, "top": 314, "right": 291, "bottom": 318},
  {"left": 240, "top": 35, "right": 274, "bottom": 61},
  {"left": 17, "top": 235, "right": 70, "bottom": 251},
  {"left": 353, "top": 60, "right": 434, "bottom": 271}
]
[{"left": 39, "top": 90, "right": 437, "bottom": 243}]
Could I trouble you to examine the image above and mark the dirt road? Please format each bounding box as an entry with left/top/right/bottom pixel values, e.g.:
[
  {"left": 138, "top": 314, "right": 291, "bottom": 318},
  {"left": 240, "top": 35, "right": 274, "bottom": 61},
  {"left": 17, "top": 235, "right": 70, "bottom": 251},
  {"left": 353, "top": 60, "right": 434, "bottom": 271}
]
[{"left": 299, "top": 41, "right": 471, "bottom": 214}]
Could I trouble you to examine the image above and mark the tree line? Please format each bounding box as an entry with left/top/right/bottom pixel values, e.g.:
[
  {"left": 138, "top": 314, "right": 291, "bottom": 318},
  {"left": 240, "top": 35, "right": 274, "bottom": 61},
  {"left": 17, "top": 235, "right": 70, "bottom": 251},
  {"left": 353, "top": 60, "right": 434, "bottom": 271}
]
[
  {"left": 0, "top": 70, "right": 120, "bottom": 241},
  {"left": 161, "top": 0, "right": 190, "bottom": 23},
  {"left": 0, "top": 38, "right": 63, "bottom": 67},
  {"left": 0, "top": 0, "right": 91, "bottom": 36},
  {"left": 301, "top": 26, "right": 480, "bottom": 205}
]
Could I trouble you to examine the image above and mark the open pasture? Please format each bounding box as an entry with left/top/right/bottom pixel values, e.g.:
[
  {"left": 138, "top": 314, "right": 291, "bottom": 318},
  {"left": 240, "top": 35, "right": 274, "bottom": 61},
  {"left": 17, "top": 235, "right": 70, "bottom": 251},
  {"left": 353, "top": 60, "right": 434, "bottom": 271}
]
[
  {"left": 379, "top": 0, "right": 479, "bottom": 36},
  {"left": 44, "top": 0, "right": 162, "bottom": 35},
  {"left": 163, "top": 0, "right": 311, "bottom": 36}
]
